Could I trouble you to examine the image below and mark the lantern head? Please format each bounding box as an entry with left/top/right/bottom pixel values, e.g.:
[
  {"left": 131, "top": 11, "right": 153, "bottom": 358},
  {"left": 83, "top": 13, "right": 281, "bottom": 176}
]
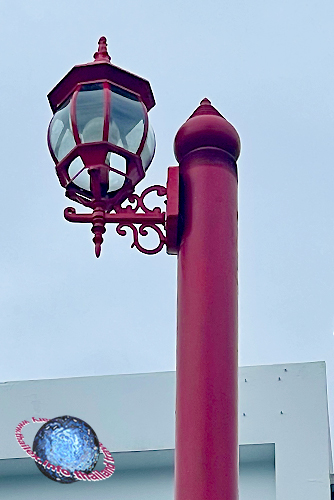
[{"left": 47, "top": 37, "right": 156, "bottom": 211}]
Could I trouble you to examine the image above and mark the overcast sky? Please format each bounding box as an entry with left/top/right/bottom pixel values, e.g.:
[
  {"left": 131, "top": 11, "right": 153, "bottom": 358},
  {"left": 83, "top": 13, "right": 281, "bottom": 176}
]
[{"left": 1, "top": 0, "right": 334, "bottom": 445}]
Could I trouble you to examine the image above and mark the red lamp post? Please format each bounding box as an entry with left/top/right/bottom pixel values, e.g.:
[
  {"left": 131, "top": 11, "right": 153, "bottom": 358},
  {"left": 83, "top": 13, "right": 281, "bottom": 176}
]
[
  {"left": 174, "top": 99, "right": 240, "bottom": 500},
  {"left": 47, "top": 39, "right": 240, "bottom": 500}
]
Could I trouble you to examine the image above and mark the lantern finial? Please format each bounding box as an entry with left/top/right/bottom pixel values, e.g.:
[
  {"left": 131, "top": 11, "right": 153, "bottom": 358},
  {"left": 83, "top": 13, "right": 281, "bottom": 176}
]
[{"left": 93, "top": 36, "right": 111, "bottom": 63}]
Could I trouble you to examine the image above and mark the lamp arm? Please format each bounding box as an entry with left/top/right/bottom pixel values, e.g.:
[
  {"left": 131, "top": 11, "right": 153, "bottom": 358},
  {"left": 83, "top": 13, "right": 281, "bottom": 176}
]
[{"left": 64, "top": 167, "right": 179, "bottom": 257}]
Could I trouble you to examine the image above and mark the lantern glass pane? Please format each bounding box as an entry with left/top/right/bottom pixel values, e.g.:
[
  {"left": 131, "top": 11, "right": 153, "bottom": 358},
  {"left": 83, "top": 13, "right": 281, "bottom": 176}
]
[
  {"left": 49, "top": 99, "right": 75, "bottom": 160},
  {"left": 108, "top": 89, "right": 145, "bottom": 153},
  {"left": 106, "top": 152, "right": 126, "bottom": 192},
  {"left": 68, "top": 156, "right": 91, "bottom": 191},
  {"left": 140, "top": 124, "right": 156, "bottom": 170},
  {"left": 76, "top": 83, "right": 104, "bottom": 143}
]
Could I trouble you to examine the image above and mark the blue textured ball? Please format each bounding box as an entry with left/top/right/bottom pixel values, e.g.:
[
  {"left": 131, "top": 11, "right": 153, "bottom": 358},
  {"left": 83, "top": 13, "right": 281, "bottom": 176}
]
[{"left": 33, "top": 415, "right": 100, "bottom": 483}]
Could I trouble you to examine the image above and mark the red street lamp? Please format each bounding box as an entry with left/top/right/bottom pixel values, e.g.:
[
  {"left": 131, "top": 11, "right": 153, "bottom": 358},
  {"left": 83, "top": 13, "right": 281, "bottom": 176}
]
[
  {"left": 47, "top": 38, "right": 240, "bottom": 500},
  {"left": 47, "top": 37, "right": 175, "bottom": 257}
]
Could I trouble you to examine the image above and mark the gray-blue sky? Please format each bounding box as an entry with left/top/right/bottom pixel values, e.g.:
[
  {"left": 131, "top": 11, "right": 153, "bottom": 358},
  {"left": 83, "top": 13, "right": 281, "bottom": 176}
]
[{"left": 1, "top": 0, "right": 334, "bottom": 442}]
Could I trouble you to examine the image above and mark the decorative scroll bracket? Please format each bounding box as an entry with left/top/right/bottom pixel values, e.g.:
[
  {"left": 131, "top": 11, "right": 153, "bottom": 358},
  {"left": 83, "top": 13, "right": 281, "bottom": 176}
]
[{"left": 64, "top": 167, "right": 179, "bottom": 257}]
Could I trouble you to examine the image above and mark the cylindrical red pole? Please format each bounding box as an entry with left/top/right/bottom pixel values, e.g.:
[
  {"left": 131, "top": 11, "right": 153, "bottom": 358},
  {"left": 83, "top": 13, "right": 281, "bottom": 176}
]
[{"left": 174, "top": 98, "right": 241, "bottom": 500}]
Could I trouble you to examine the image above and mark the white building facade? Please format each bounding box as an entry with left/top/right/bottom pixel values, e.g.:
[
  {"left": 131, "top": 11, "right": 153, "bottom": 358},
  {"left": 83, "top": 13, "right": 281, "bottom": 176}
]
[{"left": 0, "top": 361, "right": 332, "bottom": 499}]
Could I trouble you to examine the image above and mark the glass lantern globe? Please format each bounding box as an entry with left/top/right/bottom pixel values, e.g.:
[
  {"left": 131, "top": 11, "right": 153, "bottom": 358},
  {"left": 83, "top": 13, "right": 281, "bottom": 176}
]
[
  {"left": 47, "top": 37, "right": 159, "bottom": 256},
  {"left": 48, "top": 77, "right": 155, "bottom": 211}
]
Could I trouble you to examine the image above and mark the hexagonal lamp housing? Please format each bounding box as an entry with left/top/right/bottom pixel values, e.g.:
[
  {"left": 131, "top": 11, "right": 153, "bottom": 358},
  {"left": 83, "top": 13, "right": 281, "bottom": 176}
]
[{"left": 47, "top": 38, "right": 156, "bottom": 212}]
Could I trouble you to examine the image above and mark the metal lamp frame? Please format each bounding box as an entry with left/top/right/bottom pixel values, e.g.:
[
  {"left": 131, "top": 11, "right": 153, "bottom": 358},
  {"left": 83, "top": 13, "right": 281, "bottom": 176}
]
[{"left": 47, "top": 37, "right": 178, "bottom": 257}]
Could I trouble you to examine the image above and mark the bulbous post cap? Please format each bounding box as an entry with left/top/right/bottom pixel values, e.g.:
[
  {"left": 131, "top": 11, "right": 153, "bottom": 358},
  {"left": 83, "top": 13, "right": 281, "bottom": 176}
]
[{"left": 174, "top": 98, "right": 241, "bottom": 163}]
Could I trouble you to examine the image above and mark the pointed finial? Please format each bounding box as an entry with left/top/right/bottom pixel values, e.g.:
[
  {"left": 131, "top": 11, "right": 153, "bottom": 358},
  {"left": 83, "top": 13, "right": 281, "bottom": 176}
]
[
  {"left": 174, "top": 98, "right": 241, "bottom": 163},
  {"left": 188, "top": 97, "right": 223, "bottom": 119},
  {"left": 93, "top": 36, "right": 111, "bottom": 63}
]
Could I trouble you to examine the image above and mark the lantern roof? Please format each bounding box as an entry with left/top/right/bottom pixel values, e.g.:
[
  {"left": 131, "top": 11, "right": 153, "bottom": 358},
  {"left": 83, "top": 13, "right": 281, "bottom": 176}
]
[{"left": 48, "top": 37, "right": 155, "bottom": 113}]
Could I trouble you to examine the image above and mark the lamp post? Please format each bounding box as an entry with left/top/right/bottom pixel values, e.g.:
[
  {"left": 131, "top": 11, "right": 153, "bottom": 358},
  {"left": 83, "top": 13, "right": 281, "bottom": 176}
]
[
  {"left": 174, "top": 99, "right": 240, "bottom": 500},
  {"left": 47, "top": 38, "right": 240, "bottom": 500}
]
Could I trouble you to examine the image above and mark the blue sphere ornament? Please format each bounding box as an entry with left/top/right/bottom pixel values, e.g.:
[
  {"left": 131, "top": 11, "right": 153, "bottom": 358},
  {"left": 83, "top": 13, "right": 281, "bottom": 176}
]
[{"left": 33, "top": 415, "right": 100, "bottom": 483}]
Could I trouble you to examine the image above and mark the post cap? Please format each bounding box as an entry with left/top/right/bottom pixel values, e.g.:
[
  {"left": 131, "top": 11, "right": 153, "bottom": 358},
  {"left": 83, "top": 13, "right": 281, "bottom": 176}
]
[{"left": 174, "top": 98, "right": 241, "bottom": 163}]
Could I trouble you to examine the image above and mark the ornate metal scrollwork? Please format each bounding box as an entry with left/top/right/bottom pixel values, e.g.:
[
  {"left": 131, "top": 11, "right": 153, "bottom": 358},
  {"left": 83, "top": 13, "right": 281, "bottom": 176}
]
[
  {"left": 64, "top": 185, "right": 168, "bottom": 257},
  {"left": 114, "top": 185, "right": 167, "bottom": 255},
  {"left": 116, "top": 223, "right": 166, "bottom": 255},
  {"left": 115, "top": 185, "right": 167, "bottom": 214},
  {"left": 63, "top": 166, "right": 179, "bottom": 257}
]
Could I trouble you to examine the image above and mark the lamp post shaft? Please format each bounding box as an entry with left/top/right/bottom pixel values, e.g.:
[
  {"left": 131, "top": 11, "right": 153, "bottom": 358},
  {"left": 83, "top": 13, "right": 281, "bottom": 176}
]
[{"left": 174, "top": 100, "right": 240, "bottom": 500}]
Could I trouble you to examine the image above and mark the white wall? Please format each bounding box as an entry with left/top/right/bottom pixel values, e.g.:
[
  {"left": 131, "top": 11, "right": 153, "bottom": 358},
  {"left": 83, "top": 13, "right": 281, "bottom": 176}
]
[
  {"left": 239, "top": 362, "right": 332, "bottom": 500},
  {"left": 0, "top": 362, "right": 332, "bottom": 499}
]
